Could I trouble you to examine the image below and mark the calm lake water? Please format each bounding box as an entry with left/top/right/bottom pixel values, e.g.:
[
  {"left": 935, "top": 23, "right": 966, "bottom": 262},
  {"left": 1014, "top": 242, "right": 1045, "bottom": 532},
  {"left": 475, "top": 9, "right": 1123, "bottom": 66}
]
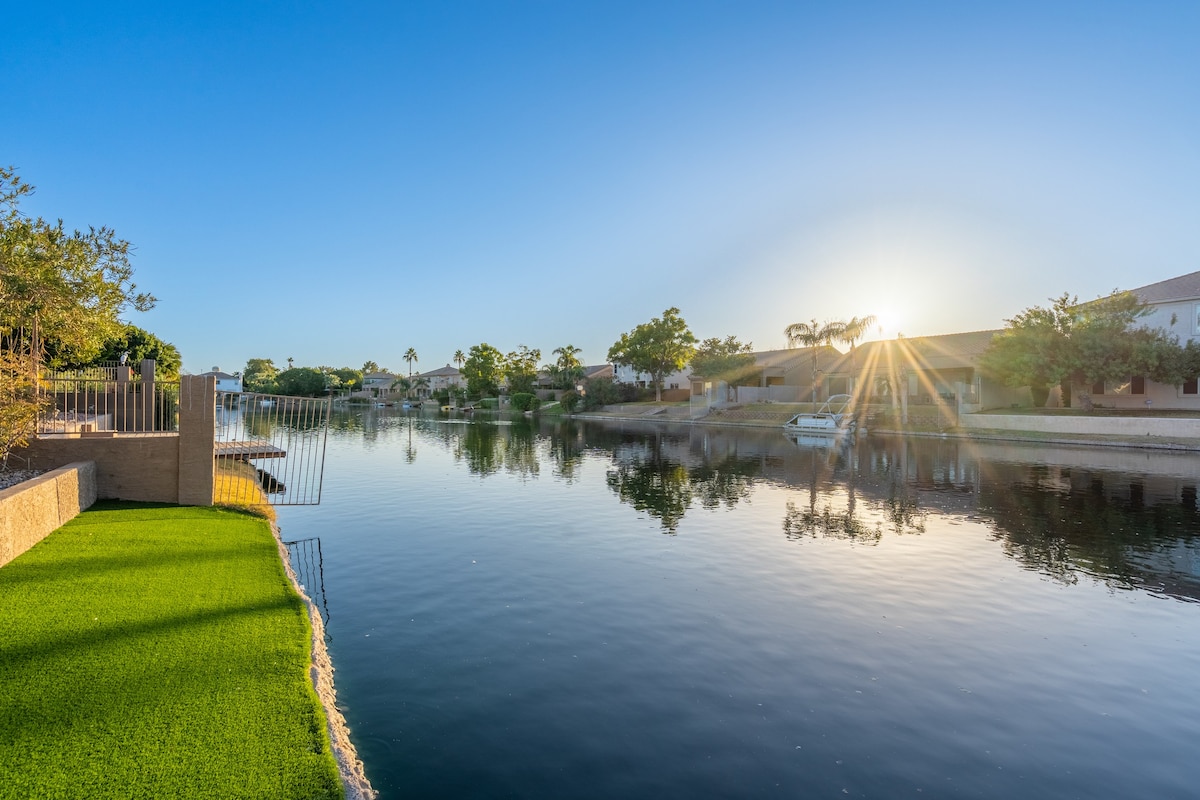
[{"left": 273, "top": 410, "right": 1200, "bottom": 799}]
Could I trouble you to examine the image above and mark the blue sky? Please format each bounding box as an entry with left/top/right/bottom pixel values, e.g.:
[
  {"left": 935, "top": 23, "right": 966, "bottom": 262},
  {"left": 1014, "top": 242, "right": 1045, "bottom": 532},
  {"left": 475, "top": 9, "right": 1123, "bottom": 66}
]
[{"left": 6, "top": 1, "right": 1199, "bottom": 375}]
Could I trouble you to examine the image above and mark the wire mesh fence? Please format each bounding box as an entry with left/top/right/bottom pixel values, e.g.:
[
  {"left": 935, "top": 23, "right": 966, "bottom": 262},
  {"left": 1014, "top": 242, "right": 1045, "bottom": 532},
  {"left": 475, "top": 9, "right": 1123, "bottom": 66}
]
[{"left": 213, "top": 392, "right": 331, "bottom": 506}]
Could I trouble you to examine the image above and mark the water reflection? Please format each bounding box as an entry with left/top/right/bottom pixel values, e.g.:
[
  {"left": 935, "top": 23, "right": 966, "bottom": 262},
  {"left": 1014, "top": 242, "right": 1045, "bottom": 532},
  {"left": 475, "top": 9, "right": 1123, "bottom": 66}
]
[{"left": 324, "top": 410, "right": 1200, "bottom": 598}]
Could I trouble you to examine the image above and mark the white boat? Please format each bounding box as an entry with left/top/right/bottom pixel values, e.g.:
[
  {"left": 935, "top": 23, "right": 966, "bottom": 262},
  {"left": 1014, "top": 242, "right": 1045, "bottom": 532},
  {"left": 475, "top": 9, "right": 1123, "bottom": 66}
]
[{"left": 783, "top": 394, "right": 857, "bottom": 435}]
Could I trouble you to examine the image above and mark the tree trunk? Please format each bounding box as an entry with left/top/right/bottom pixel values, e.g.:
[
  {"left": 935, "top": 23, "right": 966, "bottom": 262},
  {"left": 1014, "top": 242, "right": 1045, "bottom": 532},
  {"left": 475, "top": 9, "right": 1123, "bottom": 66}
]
[
  {"left": 1059, "top": 379, "right": 1072, "bottom": 408},
  {"left": 1030, "top": 385, "right": 1050, "bottom": 407}
]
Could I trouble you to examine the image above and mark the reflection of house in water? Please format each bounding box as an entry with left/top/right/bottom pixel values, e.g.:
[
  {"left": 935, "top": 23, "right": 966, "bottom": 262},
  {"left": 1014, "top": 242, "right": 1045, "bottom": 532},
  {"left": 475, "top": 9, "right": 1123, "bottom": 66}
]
[{"left": 589, "top": 421, "right": 1200, "bottom": 599}]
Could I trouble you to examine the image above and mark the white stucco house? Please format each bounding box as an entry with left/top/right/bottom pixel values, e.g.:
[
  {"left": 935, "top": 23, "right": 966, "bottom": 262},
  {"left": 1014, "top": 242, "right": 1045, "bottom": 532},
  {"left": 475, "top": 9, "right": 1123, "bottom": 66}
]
[
  {"left": 1084, "top": 270, "right": 1200, "bottom": 410},
  {"left": 200, "top": 367, "right": 242, "bottom": 392},
  {"left": 414, "top": 364, "right": 464, "bottom": 398},
  {"left": 613, "top": 363, "right": 691, "bottom": 392}
]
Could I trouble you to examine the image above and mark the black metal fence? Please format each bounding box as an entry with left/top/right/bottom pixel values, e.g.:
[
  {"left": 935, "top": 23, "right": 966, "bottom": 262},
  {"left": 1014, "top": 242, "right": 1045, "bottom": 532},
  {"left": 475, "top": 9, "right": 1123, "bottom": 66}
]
[{"left": 213, "top": 392, "right": 331, "bottom": 506}]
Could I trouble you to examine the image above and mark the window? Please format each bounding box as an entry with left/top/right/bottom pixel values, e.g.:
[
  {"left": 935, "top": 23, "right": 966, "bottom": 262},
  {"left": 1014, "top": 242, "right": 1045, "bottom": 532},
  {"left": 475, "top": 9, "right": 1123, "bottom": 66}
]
[
  {"left": 1184, "top": 378, "right": 1198, "bottom": 395},
  {"left": 1091, "top": 380, "right": 1105, "bottom": 396},
  {"left": 1130, "top": 375, "right": 1145, "bottom": 395}
]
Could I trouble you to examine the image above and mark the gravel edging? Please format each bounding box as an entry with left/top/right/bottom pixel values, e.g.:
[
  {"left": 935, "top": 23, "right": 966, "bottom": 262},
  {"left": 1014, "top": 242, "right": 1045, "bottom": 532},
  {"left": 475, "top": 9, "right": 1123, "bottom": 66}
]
[
  {"left": 0, "top": 469, "right": 46, "bottom": 491},
  {"left": 271, "top": 523, "right": 376, "bottom": 800}
]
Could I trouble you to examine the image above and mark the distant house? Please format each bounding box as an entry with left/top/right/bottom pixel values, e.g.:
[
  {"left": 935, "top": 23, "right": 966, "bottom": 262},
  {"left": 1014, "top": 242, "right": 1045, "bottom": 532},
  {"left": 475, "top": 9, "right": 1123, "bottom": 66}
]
[
  {"left": 362, "top": 371, "right": 401, "bottom": 398},
  {"left": 614, "top": 363, "right": 691, "bottom": 392},
  {"left": 689, "top": 346, "right": 841, "bottom": 404},
  {"left": 414, "top": 364, "right": 464, "bottom": 398},
  {"left": 582, "top": 364, "right": 614, "bottom": 382},
  {"left": 1083, "top": 270, "right": 1200, "bottom": 410},
  {"left": 200, "top": 367, "right": 242, "bottom": 392},
  {"left": 820, "top": 331, "right": 1025, "bottom": 412}
]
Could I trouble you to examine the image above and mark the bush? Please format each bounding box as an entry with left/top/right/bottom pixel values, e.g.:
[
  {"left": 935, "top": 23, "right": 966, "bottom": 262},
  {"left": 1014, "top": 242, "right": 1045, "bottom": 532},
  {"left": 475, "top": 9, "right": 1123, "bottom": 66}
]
[
  {"left": 560, "top": 390, "right": 580, "bottom": 413},
  {"left": 581, "top": 377, "right": 621, "bottom": 410},
  {"left": 510, "top": 392, "right": 538, "bottom": 412}
]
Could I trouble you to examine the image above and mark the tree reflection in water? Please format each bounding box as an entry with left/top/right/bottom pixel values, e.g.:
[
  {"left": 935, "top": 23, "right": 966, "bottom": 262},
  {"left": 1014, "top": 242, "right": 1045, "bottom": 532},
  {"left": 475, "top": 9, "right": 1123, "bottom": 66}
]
[
  {"left": 334, "top": 413, "right": 1200, "bottom": 597},
  {"left": 975, "top": 463, "right": 1200, "bottom": 594},
  {"left": 604, "top": 429, "right": 762, "bottom": 534}
]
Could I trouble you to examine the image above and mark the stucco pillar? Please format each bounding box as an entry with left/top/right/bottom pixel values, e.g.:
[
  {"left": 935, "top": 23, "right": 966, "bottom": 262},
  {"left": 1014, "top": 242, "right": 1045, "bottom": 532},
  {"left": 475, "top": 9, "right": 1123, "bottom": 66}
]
[{"left": 177, "top": 375, "right": 215, "bottom": 506}]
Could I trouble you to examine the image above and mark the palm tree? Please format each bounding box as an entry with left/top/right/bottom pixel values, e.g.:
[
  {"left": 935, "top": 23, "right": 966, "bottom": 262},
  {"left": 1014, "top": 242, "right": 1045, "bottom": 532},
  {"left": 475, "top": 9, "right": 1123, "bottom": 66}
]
[
  {"left": 552, "top": 344, "right": 584, "bottom": 389},
  {"left": 784, "top": 319, "right": 846, "bottom": 405},
  {"left": 453, "top": 349, "right": 465, "bottom": 369},
  {"left": 403, "top": 348, "right": 418, "bottom": 398},
  {"left": 837, "top": 315, "right": 877, "bottom": 403}
]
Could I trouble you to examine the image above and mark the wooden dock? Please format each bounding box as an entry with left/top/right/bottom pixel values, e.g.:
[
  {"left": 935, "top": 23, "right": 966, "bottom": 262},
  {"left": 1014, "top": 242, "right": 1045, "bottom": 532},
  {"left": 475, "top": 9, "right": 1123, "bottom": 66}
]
[{"left": 214, "top": 440, "right": 287, "bottom": 459}]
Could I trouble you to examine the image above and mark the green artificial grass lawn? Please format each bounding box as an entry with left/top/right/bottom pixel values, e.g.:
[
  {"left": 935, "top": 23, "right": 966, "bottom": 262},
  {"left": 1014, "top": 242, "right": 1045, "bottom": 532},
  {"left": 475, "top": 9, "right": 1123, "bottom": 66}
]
[{"left": 0, "top": 502, "right": 341, "bottom": 800}]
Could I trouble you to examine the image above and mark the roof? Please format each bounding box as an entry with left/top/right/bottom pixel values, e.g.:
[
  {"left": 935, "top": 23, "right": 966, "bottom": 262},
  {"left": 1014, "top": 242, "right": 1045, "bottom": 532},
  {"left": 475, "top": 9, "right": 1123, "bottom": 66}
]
[
  {"left": 1128, "top": 270, "right": 1200, "bottom": 304},
  {"left": 755, "top": 346, "right": 841, "bottom": 373},
  {"left": 827, "top": 330, "right": 1001, "bottom": 374},
  {"left": 417, "top": 364, "right": 461, "bottom": 378},
  {"left": 583, "top": 364, "right": 613, "bottom": 379},
  {"left": 200, "top": 370, "right": 238, "bottom": 380},
  {"left": 363, "top": 371, "right": 397, "bottom": 381}
]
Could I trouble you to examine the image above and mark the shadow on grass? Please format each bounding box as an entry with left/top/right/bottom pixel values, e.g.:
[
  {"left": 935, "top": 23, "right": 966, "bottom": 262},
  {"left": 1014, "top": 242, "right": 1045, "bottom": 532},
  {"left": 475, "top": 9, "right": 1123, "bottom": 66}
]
[{"left": 1, "top": 594, "right": 301, "bottom": 667}]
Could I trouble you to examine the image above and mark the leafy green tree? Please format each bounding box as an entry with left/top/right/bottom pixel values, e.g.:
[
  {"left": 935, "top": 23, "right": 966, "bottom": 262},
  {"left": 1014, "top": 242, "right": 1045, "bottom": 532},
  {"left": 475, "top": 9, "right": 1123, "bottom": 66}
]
[
  {"left": 274, "top": 366, "right": 328, "bottom": 397},
  {"left": 690, "top": 336, "right": 756, "bottom": 399},
  {"left": 243, "top": 358, "right": 280, "bottom": 393},
  {"left": 43, "top": 323, "right": 181, "bottom": 379},
  {"left": 462, "top": 343, "right": 505, "bottom": 398},
  {"left": 607, "top": 307, "right": 697, "bottom": 402},
  {"left": 0, "top": 348, "right": 48, "bottom": 469},
  {"left": 332, "top": 367, "right": 363, "bottom": 392},
  {"left": 99, "top": 324, "right": 181, "bottom": 378},
  {"left": 784, "top": 318, "right": 846, "bottom": 405},
  {"left": 982, "top": 291, "right": 1186, "bottom": 409},
  {"left": 1, "top": 167, "right": 156, "bottom": 365},
  {"left": 505, "top": 345, "right": 541, "bottom": 395},
  {"left": 362, "top": 360, "right": 379, "bottom": 374}
]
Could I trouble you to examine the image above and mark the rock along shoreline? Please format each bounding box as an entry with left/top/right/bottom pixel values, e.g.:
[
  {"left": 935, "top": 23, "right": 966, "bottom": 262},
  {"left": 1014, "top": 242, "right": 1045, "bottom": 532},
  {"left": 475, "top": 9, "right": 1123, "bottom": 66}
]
[{"left": 272, "top": 523, "right": 376, "bottom": 800}]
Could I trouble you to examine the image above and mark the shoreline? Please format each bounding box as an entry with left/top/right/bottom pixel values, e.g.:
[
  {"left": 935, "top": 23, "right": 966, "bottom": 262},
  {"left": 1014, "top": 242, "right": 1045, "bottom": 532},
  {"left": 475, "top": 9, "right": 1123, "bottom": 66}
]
[
  {"left": 568, "top": 411, "right": 1200, "bottom": 452},
  {"left": 272, "top": 523, "right": 376, "bottom": 800}
]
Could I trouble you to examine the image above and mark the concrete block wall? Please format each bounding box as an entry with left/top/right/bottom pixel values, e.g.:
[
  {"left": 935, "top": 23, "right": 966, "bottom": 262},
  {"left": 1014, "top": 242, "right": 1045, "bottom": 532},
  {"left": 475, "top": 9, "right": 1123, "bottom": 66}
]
[
  {"left": 18, "top": 375, "right": 217, "bottom": 506},
  {"left": 20, "top": 435, "right": 181, "bottom": 502},
  {"left": 961, "top": 413, "right": 1200, "bottom": 439},
  {"left": 0, "top": 461, "right": 97, "bottom": 568}
]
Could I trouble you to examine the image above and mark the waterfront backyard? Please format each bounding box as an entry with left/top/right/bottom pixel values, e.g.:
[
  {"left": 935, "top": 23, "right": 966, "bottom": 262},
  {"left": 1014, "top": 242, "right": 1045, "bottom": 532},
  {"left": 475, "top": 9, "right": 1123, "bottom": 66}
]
[
  {"left": 0, "top": 503, "right": 342, "bottom": 799},
  {"left": 273, "top": 410, "right": 1200, "bottom": 799}
]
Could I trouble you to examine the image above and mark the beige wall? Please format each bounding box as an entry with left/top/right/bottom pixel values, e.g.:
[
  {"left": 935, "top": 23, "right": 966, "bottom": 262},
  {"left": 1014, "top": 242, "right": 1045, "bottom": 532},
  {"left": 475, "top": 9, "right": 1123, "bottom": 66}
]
[
  {"left": 20, "top": 435, "right": 181, "bottom": 502},
  {"left": 0, "top": 461, "right": 97, "bottom": 568},
  {"left": 961, "top": 413, "right": 1200, "bottom": 439},
  {"left": 16, "top": 375, "right": 217, "bottom": 506}
]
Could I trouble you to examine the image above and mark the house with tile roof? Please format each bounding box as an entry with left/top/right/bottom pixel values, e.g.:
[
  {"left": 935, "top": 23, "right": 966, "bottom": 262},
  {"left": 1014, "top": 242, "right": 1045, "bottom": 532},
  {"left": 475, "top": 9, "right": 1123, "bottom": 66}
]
[
  {"left": 689, "top": 346, "right": 842, "bottom": 404},
  {"left": 796, "top": 331, "right": 1028, "bottom": 418},
  {"left": 361, "top": 371, "right": 401, "bottom": 398},
  {"left": 413, "top": 364, "right": 464, "bottom": 399}
]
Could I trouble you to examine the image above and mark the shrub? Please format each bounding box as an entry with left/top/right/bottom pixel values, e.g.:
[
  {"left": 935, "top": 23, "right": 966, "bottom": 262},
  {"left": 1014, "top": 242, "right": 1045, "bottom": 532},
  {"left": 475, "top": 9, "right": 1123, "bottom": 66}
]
[
  {"left": 581, "top": 377, "right": 621, "bottom": 410},
  {"left": 510, "top": 392, "right": 537, "bottom": 412},
  {"left": 560, "top": 390, "right": 580, "bottom": 413}
]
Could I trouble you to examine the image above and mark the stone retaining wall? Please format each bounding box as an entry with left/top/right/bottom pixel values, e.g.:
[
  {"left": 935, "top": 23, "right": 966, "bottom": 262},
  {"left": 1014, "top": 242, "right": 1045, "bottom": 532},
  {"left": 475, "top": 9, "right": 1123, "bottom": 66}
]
[{"left": 0, "top": 461, "right": 97, "bottom": 568}]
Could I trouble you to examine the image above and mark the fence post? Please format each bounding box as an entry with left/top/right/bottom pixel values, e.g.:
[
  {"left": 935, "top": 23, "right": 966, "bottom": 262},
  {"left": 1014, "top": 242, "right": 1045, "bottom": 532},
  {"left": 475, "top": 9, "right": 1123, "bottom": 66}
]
[{"left": 177, "top": 375, "right": 215, "bottom": 506}]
